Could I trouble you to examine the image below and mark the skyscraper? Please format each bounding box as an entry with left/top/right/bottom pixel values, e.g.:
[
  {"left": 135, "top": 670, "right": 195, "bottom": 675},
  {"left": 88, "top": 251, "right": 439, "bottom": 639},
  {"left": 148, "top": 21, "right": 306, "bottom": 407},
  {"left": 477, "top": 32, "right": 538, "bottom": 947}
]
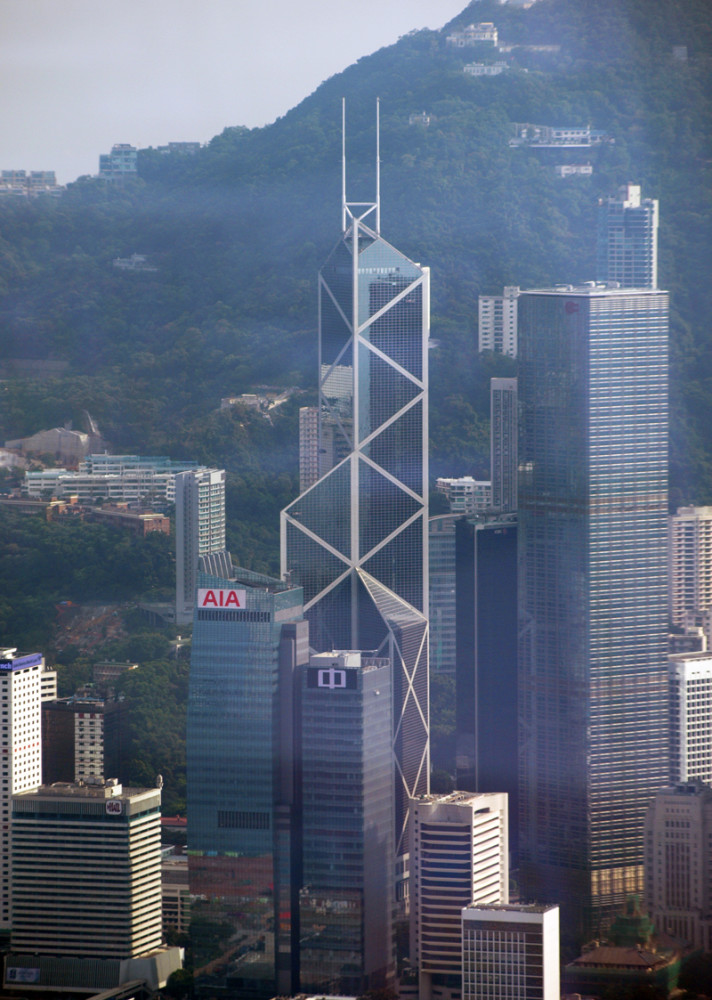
[
  {"left": 0, "top": 649, "right": 42, "bottom": 929},
  {"left": 490, "top": 377, "right": 518, "bottom": 512},
  {"left": 478, "top": 286, "right": 519, "bottom": 356},
  {"left": 282, "top": 114, "right": 430, "bottom": 866},
  {"left": 186, "top": 567, "right": 308, "bottom": 997},
  {"left": 11, "top": 779, "right": 162, "bottom": 959},
  {"left": 517, "top": 284, "right": 669, "bottom": 933},
  {"left": 597, "top": 183, "right": 659, "bottom": 288},
  {"left": 175, "top": 467, "right": 230, "bottom": 624},
  {"left": 669, "top": 652, "right": 712, "bottom": 785},
  {"left": 300, "top": 650, "right": 395, "bottom": 995},
  {"left": 410, "top": 791, "right": 508, "bottom": 1000}
]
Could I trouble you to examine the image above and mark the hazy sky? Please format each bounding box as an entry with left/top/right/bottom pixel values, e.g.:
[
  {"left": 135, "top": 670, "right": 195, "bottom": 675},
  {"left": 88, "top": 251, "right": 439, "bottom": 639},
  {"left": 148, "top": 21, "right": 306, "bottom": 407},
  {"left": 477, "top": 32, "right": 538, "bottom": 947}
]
[{"left": 1, "top": 0, "right": 466, "bottom": 184}]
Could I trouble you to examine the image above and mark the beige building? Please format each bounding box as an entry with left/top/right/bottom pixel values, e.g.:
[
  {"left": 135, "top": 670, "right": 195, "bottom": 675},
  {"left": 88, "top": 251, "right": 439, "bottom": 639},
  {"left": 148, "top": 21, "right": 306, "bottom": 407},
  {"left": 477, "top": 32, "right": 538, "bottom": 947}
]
[
  {"left": 644, "top": 781, "right": 712, "bottom": 950},
  {"left": 669, "top": 506, "right": 712, "bottom": 627},
  {"left": 411, "top": 791, "right": 508, "bottom": 1000}
]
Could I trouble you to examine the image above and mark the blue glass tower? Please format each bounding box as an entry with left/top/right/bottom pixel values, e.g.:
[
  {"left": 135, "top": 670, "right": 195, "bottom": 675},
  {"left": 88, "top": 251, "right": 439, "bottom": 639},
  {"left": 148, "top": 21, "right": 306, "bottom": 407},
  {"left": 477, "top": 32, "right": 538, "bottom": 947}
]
[
  {"left": 187, "top": 567, "right": 308, "bottom": 997},
  {"left": 517, "top": 285, "right": 669, "bottom": 933},
  {"left": 299, "top": 651, "right": 395, "bottom": 994},
  {"left": 281, "top": 118, "right": 430, "bottom": 867}
]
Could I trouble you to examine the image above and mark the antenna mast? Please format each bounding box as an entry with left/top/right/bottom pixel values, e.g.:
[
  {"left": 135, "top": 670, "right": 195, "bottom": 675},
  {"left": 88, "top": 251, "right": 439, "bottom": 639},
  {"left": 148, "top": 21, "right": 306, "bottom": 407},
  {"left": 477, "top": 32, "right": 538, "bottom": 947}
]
[
  {"left": 375, "top": 97, "right": 381, "bottom": 234},
  {"left": 341, "top": 98, "right": 347, "bottom": 233}
]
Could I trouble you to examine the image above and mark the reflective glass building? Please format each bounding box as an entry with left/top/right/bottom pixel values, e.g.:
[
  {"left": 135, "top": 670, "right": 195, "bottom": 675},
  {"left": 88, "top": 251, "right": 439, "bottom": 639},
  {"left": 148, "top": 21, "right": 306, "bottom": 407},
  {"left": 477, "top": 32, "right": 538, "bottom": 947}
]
[
  {"left": 300, "top": 651, "right": 395, "bottom": 994},
  {"left": 187, "top": 567, "right": 308, "bottom": 998},
  {"left": 282, "top": 192, "right": 430, "bottom": 864},
  {"left": 517, "top": 285, "right": 669, "bottom": 934}
]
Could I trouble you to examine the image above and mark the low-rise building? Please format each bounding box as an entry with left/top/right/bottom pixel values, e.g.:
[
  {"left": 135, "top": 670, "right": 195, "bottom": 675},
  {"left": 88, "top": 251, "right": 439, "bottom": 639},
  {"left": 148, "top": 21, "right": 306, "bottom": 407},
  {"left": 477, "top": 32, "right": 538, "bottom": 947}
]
[
  {"left": 436, "top": 476, "right": 492, "bottom": 514},
  {"left": 446, "top": 23, "right": 498, "bottom": 46}
]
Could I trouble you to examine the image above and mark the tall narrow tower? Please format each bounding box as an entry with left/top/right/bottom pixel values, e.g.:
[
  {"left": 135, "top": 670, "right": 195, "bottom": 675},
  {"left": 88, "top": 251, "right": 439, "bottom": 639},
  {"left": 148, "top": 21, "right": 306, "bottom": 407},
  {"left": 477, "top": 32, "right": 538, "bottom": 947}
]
[
  {"left": 517, "top": 283, "right": 669, "bottom": 934},
  {"left": 281, "top": 105, "right": 430, "bottom": 863}
]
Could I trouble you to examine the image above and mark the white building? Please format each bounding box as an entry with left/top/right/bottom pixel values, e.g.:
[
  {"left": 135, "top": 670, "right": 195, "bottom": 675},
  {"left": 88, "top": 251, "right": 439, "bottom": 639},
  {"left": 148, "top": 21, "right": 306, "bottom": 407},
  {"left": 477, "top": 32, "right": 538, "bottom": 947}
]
[
  {"left": 478, "top": 286, "right": 519, "bottom": 356},
  {"left": 644, "top": 782, "right": 712, "bottom": 950},
  {"left": 175, "top": 468, "right": 229, "bottom": 624},
  {"left": 24, "top": 454, "right": 202, "bottom": 503},
  {"left": 411, "top": 791, "right": 508, "bottom": 1000},
  {"left": 462, "top": 904, "right": 560, "bottom": 1000},
  {"left": 669, "top": 652, "right": 712, "bottom": 785},
  {"left": 0, "top": 650, "right": 42, "bottom": 929},
  {"left": 11, "top": 778, "right": 163, "bottom": 958},
  {"left": 446, "top": 23, "right": 498, "bottom": 46},
  {"left": 669, "top": 506, "right": 712, "bottom": 627},
  {"left": 464, "top": 62, "right": 508, "bottom": 76},
  {"left": 555, "top": 164, "right": 593, "bottom": 177},
  {"left": 436, "top": 476, "right": 491, "bottom": 515}
]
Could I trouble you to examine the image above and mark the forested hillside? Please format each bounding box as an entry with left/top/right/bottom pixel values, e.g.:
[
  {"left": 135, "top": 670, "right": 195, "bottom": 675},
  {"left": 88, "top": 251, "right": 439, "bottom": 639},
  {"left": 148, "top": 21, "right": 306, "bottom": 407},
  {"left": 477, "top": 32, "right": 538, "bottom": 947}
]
[{"left": 1, "top": 0, "right": 711, "bottom": 535}]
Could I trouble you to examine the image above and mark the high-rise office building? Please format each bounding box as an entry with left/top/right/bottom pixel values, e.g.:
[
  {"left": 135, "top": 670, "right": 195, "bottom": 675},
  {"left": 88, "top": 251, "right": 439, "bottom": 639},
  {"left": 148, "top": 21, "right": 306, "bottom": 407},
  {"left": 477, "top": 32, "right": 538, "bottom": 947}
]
[
  {"left": 10, "top": 778, "right": 162, "bottom": 959},
  {"left": 42, "top": 693, "right": 125, "bottom": 784},
  {"left": 0, "top": 649, "right": 42, "bottom": 929},
  {"left": 597, "top": 183, "right": 659, "bottom": 288},
  {"left": 175, "top": 468, "right": 230, "bottom": 624},
  {"left": 644, "top": 782, "right": 712, "bottom": 951},
  {"left": 410, "top": 791, "right": 508, "bottom": 1000},
  {"left": 462, "top": 904, "right": 560, "bottom": 1000},
  {"left": 429, "top": 516, "right": 458, "bottom": 675},
  {"left": 518, "top": 284, "right": 669, "bottom": 932},
  {"left": 490, "top": 377, "right": 517, "bottom": 512},
  {"left": 300, "top": 650, "right": 395, "bottom": 995},
  {"left": 478, "top": 286, "right": 519, "bottom": 356},
  {"left": 282, "top": 140, "right": 430, "bottom": 866},
  {"left": 454, "top": 516, "right": 518, "bottom": 833},
  {"left": 669, "top": 506, "right": 712, "bottom": 627},
  {"left": 669, "top": 652, "right": 712, "bottom": 785},
  {"left": 187, "top": 567, "right": 308, "bottom": 997}
]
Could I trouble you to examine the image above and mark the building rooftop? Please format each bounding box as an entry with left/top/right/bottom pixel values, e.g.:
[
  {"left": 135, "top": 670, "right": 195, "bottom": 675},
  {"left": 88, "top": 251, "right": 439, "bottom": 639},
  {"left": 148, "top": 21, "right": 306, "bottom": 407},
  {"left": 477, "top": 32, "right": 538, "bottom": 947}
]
[
  {"left": 465, "top": 903, "right": 558, "bottom": 915},
  {"left": 525, "top": 281, "right": 667, "bottom": 296}
]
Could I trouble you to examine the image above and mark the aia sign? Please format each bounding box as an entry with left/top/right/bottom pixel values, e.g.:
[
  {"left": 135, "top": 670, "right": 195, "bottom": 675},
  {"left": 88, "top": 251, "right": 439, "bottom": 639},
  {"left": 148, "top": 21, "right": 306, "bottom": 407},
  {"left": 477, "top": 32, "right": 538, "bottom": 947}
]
[{"left": 197, "top": 588, "right": 247, "bottom": 609}]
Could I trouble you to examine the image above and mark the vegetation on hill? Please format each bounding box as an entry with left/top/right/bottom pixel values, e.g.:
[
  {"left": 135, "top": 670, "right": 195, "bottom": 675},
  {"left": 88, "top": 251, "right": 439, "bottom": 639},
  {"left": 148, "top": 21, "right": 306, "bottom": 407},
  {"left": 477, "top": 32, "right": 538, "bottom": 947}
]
[{"left": 1, "top": 0, "right": 710, "bottom": 498}]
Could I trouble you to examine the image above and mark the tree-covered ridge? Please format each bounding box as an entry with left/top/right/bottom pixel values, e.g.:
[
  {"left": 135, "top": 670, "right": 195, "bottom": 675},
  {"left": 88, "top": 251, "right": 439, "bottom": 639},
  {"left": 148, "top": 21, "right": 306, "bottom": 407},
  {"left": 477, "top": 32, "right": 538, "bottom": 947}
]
[{"left": 0, "top": 0, "right": 710, "bottom": 497}]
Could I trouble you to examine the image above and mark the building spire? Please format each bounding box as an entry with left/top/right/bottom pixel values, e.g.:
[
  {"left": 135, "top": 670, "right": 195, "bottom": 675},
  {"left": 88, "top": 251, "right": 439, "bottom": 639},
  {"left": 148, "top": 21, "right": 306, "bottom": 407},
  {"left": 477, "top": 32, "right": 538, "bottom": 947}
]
[{"left": 341, "top": 98, "right": 381, "bottom": 235}]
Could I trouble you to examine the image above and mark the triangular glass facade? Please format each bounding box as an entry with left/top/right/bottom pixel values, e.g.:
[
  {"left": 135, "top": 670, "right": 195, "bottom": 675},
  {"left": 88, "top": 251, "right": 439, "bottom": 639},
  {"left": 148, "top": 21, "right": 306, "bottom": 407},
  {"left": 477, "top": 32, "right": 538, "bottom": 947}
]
[{"left": 282, "top": 213, "right": 430, "bottom": 857}]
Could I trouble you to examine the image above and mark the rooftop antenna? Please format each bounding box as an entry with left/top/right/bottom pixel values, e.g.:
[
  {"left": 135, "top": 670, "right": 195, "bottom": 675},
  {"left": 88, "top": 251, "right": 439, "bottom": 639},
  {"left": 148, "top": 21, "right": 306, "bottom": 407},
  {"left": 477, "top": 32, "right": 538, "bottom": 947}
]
[
  {"left": 341, "top": 98, "right": 381, "bottom": 235},
  {"left": 341, "top": 97, "right": 347, "bottom": 233},
  {"left": 375, "top": 96, "right": 381, "bottom": 234}
]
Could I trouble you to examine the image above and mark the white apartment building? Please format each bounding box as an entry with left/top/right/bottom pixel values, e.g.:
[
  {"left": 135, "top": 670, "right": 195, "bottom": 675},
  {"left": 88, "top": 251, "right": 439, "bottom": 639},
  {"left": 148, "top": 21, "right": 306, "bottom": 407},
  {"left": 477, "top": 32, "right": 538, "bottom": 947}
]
[
  {"left": 644, "top": 782, "right": 712, "bottom": 951},
  {"left": 478, "top": 286, "right": 519, "bottom": 356},
  {"left": 669, "top": 653, "right": 712, "bottom": 785},
  {"left": 464, "top": 62, "right": 508, "bottom": 76},
  {"left": 446, "top": 23, "right": 499, "bottom": 46},
  {"left": 462, "top": 904, "right": 560, "bottom": 1000},
  {"left": 411, "top": 791, "right": 508, "bottom": 1000},
  {"left": 25, "top": 453, "right": 202, "bottom": 503},
  {"left": 669, "top": 506, "right": 712, "bottom": 626},
  {"left": 175, "top": 468, "right": 228, "bottom": 624},
  {"left": 0, "top": 650, "right": 43, "bottom": 929},
  {"left": 436, "top": 476, "right": 492, "bottom": 514}
]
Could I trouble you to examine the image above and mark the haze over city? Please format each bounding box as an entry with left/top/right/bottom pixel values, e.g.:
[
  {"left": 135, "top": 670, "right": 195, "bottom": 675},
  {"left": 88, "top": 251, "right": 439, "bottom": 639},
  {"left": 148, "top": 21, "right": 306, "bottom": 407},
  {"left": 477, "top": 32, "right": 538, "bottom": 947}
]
[{"left": 1, "top": 0, "right": 465, "bottom": 184}]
